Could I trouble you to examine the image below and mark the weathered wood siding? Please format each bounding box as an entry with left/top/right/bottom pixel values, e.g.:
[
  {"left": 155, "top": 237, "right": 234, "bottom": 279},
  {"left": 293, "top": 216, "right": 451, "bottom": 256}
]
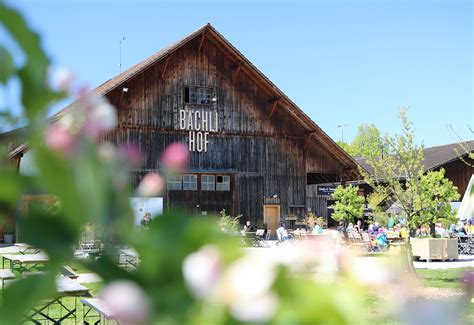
[
  {"left": 103, "top": 35, "right": 346, "bottom": 223},
  {"left": 435, "top": 158, "right": 474, "bottom": 197}
]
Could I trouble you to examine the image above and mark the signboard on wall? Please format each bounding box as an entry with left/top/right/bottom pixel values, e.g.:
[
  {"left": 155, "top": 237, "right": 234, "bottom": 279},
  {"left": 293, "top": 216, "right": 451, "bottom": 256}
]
[
  {"left": 178, "top": 109, "right": 218, "bottom": 153},
  {"left": 317, "top": 185, "right": 337, "bottom": 196}
]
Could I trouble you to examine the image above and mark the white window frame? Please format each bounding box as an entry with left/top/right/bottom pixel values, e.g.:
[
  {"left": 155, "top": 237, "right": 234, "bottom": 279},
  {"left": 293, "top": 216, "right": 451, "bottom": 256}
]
[
  {"left": 201, "top": 175, "right": 215, "bottom": 191},
  {"left": 167, "top": 174, "right": 182, "bottom": 190},
  {"left": 183, "top": 174, "right": 197, "bottom": 191},
  {"left": 216, "top": 175, "right": 230, "bottom": 191}
]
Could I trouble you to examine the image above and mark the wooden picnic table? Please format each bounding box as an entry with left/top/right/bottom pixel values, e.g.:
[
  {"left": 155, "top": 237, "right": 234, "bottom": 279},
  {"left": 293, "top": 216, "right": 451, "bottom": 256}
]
[
  {"left": 24, "top": 276, "right": 91, "bottom": 324},
  {"left": 81, "top": 297, "right": 119, "bottom": 324},
  {"left": 0, "top": 269, "right": 15, "bottom": 292},
  {"left": 14, "top": 242, "right": 41, "bottom": 254},
  {"left": 2, "top": 253, "right": 49, "bottom": 272}
]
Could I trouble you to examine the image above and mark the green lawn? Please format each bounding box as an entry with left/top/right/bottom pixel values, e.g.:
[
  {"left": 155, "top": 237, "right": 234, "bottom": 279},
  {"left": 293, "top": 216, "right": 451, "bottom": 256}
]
[
  {"left": 2, "top": 259, "right": 472, "bottom": 324},
  {"left": 366, "top": 267, "right": 473, "bottom": 324},
  {"left": 416, "top": 268, "right": 471, "bottom": 289}
]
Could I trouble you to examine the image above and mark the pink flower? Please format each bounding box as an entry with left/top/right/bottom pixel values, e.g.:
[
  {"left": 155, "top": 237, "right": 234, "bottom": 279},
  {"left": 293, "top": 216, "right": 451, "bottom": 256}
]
[
  {"left": 45, "top": 124, "right": 75, "bottom": 153},
  {"left": 100, "top": 281, "right": 150, "bottom": 325},
  {"left": 183, "top": 245, "right": 221, "bottom": 298},
  {"left": 162, "top": 142, "right": 189, "bottom": 170},
  {"left": 136, "top": 172, "right": 164, "bottom": 197},
  {"left": 118, "top": 144, "right": 142, "bottom": 167},
  {"left": 82, "top": 96, "right": 118, "bottom": 138}
]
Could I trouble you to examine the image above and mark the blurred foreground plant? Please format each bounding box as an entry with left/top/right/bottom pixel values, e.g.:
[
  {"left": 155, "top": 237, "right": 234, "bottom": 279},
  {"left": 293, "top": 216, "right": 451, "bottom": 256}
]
[{"left": 0, "top": 3, "right": 469, "bottom": 325}]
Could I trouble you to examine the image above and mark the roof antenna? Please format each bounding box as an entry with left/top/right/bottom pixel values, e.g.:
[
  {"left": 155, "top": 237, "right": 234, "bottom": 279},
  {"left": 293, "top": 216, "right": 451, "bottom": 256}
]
[{"left": 119, "top": 36, "right": 126, "bottom": 73}]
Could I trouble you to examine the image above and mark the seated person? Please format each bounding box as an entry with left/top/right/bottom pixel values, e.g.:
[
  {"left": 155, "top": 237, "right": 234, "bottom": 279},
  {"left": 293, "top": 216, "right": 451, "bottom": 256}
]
[
  {"left": 243, "top": 220, "right": 255, "bottom": 232},
  {"left": 376, "top": 228, "right": 388, "bottom": 248},
  {"left": 312, "top": 224, "right": 323, "bottom": 235},
  {"left": 336, "top": 221, "right": 346, "bottom": 233},
  {"left": 355, "top": 220, "right": 363, "bottom": 233},
  {"left": 276, "top": 223, "right": 289, "bottom": 241},
  {"left": 368, "top": 224, "right": 374, "bottom": 235},
  {"left": 399, "top": 226, "right": 408, "bottom": 240},
  {"left": 262, "top": 223, "right": 268, "bottom": 238},
  {"left": 346, "top": 223, "right": 355, "bottom": 233}
]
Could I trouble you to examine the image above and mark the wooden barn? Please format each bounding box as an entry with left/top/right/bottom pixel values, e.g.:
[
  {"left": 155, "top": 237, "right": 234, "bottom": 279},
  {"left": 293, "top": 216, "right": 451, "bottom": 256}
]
[{"left": 4, "top": 24, "right": 360, "bottom": 235}]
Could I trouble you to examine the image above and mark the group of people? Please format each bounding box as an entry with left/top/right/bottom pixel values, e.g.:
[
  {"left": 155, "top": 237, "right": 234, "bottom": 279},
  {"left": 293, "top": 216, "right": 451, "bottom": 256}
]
[
  {"left": 243, "top": 220, "right": 292, "bottom": 242},
  {"left": 415, "top": 220, "right": 473, "bottom": 238}
]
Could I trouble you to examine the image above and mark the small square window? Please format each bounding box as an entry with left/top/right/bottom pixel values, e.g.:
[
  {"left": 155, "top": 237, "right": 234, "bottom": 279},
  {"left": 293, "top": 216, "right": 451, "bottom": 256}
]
[
  {"left": 199, "top": 88, "right": 211, "bottom": 105},
  {"left": 184, "top": 86, "right": 213, "bottom": 105},
  {"left": 167, "top": 174, "right": 182, "bottom": 190},
  {"left": 183, "top": 174, "right": 197, "bottom": 191},
  {"left": 201, "top": 175, "right": 215, "bottom": 191},
  {"left": 216, "top": 175, "right": 230, "bottom": 191}
]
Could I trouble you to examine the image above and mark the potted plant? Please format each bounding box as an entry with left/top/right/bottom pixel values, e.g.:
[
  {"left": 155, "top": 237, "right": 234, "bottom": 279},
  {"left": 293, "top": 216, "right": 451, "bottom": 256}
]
[{"left": 3, "top": 221, "right": 14, "bottom": 244}]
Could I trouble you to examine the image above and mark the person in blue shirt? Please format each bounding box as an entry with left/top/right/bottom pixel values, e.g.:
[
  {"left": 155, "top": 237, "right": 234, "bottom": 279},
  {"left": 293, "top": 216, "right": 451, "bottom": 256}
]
[{"left": 376, "top": 228, "right": 388, "bottom": 248}]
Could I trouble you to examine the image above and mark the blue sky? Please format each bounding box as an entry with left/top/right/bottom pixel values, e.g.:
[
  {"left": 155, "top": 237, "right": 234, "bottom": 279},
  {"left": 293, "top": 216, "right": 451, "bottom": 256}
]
[{"left": 3, "top": 0, "right": 473, "bottom": 147}]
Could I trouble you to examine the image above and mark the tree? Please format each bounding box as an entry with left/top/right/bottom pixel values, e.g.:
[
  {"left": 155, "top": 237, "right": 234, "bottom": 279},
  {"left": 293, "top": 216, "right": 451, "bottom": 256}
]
[
  {"left": 360, "top": 109, "right": 460, "bottom": 271},
  {"left": 337, "top": 124, "right": 384, "bottom": 158},
  {"left": 413, "top": 169, "right": 460, "bottom": 235},
  {"left": 351, "top": 124, "right": 384, "bottom": 158},
  {"left": 331, "top": 184, "right": 365, "bottom": 225}
]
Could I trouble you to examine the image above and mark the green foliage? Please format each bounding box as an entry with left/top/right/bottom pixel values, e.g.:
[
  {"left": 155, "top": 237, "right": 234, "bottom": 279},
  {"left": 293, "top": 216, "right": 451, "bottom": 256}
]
[
  {"left": 331, "top": 185, "right": 364, "bottom": 224},
  {"left": 366, "top": 192, "right": 389, "bottom": 227},
  {"left": 337, "top": 124, "right": 384, "bottom": 158},
  {"left": 351, "top": 124, "right": 384, "bottom": 158},
  {"left": 217, "top": 209, "right": 241, "bottom": 233},
  {"left": 411, "top": 169, "right": 460, "bottom": 232},
  {"left": 361, "top": 110, "right": 460, "bottom": 236}
]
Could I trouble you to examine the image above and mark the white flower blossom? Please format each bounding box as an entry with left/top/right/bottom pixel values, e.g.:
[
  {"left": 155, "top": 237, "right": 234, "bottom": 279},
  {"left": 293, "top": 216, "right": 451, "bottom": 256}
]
[
  {"left": 182, "top": 245, "right": 221, "bottom": 298},
  {"left": 100, "top": 280, "right": 150, "bottom": 325}
]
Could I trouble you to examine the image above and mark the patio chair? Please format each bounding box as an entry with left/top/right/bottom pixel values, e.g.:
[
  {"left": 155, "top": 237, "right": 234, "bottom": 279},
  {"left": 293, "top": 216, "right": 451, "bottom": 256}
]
[{"left": 253, "top": 230, "right": 265, "bottom": 247}]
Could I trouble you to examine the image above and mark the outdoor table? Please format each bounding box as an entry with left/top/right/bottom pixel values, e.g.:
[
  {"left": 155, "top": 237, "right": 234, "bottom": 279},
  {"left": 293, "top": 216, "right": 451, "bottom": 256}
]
[
  {"left": 15, "top": 243, "right": 41, "bottom": 254},
  {"left": 120, "top": 248, "right": 140, "bottom": 271},
  {"left": 24, "top": 276, "right": 91, "bottom": 324},
  {"left": 81, "top": 297, "right": 119, "bottom": 324},
  {"left": 0, "top": 269, "right": 15, "bottom": 293},
  {"left": 2, "top": 253, "right": 49, "bottom": 273}
]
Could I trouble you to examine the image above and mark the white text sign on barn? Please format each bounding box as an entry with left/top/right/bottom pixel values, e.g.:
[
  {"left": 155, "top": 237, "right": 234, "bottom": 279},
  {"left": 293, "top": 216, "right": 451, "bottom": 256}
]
[{"left": 179, "top": 109, "right": 219, "bottom": 152}]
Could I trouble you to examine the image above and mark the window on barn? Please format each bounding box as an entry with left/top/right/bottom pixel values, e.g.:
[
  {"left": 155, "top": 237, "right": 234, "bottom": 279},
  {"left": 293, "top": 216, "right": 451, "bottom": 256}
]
[
  {"left": 167, "top": 174, "right": 182, "bottom": 190},
  {"left": 183, "top": 174, "right": 197, "bottom": 190},
  {"left": 184, "top": 86, "right": 214, "bottom": 105},
  {"left": 216, "top": 175, "right": 230, "bottom": 191},
  {"left": 201, "top": 175, "right": 215, "bottom": 191}
]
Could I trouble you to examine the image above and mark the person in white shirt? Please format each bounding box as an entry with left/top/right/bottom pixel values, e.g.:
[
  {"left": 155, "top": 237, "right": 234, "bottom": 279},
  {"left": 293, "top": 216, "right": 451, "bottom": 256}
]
[{"left": 276, "top": 222, "right": 289, "bottom": 241}]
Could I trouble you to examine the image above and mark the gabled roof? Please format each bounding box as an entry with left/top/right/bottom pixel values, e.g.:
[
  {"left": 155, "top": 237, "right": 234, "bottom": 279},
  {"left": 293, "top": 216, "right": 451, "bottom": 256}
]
[
  {"left": 423, "top": 140, "right": 474, "bottom": 170},
  {"left": 356, "top": 140, "right": 474, "bottom": 175},
  {"left": 4, "top": 23, "right": 359, "bottom": 173}
]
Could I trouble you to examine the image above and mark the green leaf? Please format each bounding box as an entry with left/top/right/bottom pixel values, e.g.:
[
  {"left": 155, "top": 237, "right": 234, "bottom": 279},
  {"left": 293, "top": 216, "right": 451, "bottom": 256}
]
[
  {"left": 0, "top": 273, "right": 56, "bottom": 324},
  {"left": 0, "top": 46, "right": 14, "bottom": 84},
  {"left": 19, "top": 206, "right": 79, "bottom": 261}
]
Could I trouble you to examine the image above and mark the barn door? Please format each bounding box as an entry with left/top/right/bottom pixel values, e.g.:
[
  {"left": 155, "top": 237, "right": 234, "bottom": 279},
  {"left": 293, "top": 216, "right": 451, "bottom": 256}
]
[{"left": 263, "top": 205, "right": 280, "bottom": 237}]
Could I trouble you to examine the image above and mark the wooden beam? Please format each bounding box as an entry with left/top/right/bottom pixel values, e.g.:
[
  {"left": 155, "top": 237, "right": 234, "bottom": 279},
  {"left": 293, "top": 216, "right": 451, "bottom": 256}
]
[
  {"left": 304, "top": 133, "right": 314, "bottom": 149},
  {"left": 161, "top": 57, "right": 170, "bottom": 78},
  {"left": 232, "top": 64, "right": 242, "bottom": 84},
  {"left": 269, "top": 100, "right": 279, "bottom": 118},
  {"left": 198, "top": 32, "right": 206, "bottom": 52}
]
